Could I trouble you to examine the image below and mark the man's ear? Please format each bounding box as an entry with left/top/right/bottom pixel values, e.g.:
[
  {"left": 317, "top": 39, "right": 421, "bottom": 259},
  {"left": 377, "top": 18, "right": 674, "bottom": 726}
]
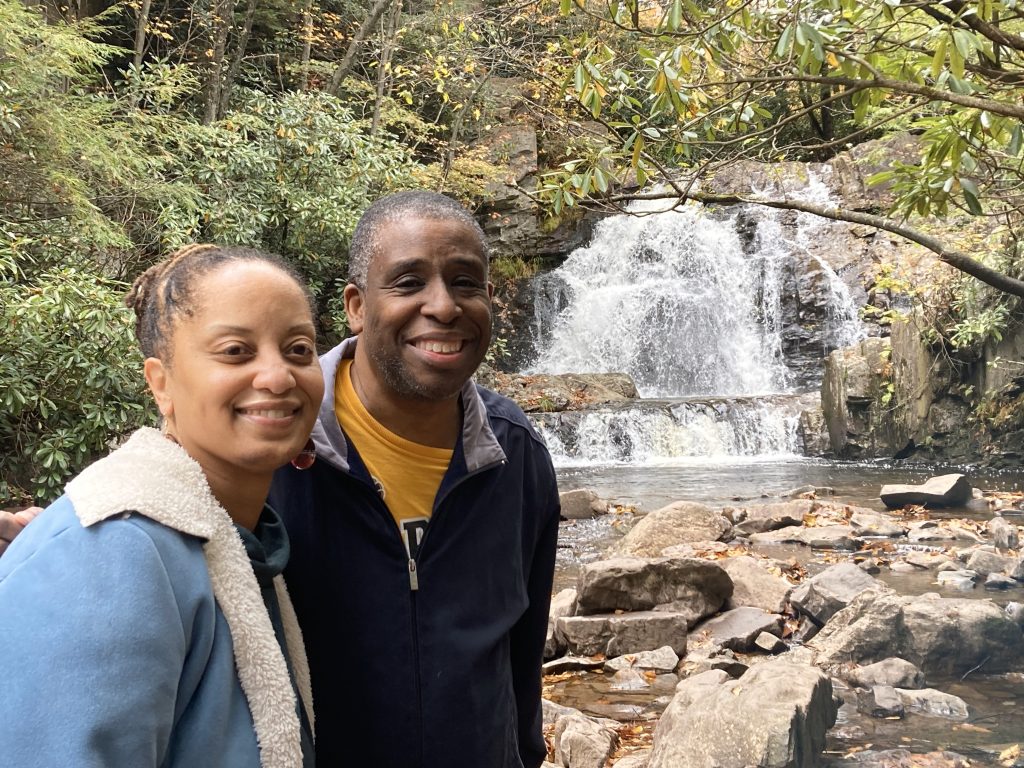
[
  {"left": 343, "top": 283, "right": 366, "bottom": 334},
  {"left": 144, "top": 357, "right": 174, "bottom": 419}
]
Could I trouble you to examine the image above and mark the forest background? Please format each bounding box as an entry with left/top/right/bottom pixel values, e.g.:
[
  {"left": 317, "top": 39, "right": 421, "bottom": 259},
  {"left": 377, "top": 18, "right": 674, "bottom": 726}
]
[{"left": 2, "top": 0, "right": 1023, "bottom": 503}]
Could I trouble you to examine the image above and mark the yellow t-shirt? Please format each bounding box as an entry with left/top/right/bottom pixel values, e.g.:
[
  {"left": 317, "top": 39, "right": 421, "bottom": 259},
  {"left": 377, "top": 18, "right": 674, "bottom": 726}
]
[{"left": 334, "top": 359, "right": 452, "bottom": 559}]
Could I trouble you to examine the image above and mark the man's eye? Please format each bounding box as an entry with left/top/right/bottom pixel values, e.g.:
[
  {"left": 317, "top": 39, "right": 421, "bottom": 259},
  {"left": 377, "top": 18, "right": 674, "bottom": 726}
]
[{"left": 393, "top": 276, "right": 424, "bottom": 289}]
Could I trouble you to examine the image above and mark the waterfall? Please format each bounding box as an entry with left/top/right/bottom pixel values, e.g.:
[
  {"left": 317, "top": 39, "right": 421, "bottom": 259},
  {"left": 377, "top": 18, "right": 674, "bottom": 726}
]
[
  {"left": 528, "top": 200, "right": 790, "bottom": 398},
  {"left": 524, "top": 171, "right": 866, "bottom": 466}
]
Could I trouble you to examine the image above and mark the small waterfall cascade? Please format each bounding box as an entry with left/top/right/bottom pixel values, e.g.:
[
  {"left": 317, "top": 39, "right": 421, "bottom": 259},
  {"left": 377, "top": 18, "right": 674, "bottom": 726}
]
[
  {"left": 528, "top": 200, "right": 790, "bottom": 398},
  {"left": 524, "top": 172, "right": 865, "bottom": 466}
]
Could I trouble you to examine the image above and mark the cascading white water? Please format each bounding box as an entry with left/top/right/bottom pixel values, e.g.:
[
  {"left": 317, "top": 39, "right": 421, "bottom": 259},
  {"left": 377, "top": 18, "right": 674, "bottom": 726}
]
[
  {"left": 528, "top": 200, "right": 789, "bottom": 398},
  {"left": 525, "top": 172, "right": 866, "bottom": 466}
]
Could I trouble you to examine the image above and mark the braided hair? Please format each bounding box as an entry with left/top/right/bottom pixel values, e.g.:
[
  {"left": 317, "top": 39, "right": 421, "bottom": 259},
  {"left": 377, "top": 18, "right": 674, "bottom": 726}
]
[{"left": 125, "top": 244, "right": 314, "bottom": 361}]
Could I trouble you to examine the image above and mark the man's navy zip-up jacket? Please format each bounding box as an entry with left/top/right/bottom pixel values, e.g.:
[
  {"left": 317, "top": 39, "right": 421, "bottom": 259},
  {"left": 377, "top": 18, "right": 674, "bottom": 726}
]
[{"left": 268, "top": 339, "right": 560, "bottom": 767}]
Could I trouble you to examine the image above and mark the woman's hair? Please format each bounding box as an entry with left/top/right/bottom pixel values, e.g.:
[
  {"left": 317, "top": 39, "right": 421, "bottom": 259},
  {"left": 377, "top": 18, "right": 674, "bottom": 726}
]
[{"left": 125, "top": 244, "right": 315, "bottom": 360}]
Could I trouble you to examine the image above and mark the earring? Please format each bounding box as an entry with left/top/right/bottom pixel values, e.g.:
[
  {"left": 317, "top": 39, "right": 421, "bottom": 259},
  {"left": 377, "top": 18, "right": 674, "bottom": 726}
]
[{"left": 291, "top": 439, "right": 316, "bottom": 470}]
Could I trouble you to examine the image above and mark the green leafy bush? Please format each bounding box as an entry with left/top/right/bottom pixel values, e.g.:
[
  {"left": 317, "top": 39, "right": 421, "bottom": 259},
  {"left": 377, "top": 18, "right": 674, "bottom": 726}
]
[{"left": 0, "top": 247, "right": 152, "bottom": 503}]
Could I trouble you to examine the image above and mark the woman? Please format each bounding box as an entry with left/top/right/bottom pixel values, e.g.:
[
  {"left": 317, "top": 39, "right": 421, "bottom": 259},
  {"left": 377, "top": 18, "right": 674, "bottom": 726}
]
[{"left": 0, "top": 244, "right": 322, "bottom": 767}]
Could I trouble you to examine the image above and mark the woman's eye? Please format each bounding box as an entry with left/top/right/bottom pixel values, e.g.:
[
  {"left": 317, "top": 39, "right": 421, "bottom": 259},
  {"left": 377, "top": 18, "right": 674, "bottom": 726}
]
[
  {"left": 290, "top": 342, "right": 315, "bottom": 357},
  {"left": 222, "top": 345, "right": 247, "bottom": 356}
]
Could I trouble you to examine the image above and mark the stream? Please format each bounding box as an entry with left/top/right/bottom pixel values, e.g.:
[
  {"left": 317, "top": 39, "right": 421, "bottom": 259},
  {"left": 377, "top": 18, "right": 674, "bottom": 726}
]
[{"left": 518, "top": 187, "right": 1024, "bottom": 764}]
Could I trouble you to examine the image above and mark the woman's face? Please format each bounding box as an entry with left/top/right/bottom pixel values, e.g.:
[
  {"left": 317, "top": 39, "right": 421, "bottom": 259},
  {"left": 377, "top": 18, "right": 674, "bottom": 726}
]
[{"left": 146, "top": 261, "right": 324, "bottom": 483}]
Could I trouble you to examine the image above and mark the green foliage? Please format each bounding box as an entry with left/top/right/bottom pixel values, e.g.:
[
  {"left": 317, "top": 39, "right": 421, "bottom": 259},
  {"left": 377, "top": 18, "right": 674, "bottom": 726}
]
[{"left": 0, "top": 248, "right": 152, "bottom": 503}]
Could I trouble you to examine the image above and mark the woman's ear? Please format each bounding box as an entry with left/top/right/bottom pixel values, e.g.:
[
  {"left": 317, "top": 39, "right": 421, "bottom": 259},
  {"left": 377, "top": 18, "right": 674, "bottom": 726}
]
[{"left": 144, "top": 357, "right": 174, "bottom": 419}]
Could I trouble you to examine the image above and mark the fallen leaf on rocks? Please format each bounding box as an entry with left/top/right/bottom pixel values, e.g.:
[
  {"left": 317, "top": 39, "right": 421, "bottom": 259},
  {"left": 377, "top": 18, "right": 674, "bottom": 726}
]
[
  {"left": 953, "top": 722, "right": 991, "bottom": 733},
  {"left": 999, "top": 744, "right": 1021, "bottom": 766}
]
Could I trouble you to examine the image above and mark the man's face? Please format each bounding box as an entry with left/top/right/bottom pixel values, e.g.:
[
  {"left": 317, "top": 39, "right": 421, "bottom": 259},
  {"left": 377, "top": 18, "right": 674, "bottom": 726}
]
[{"left": 344, "top": 216, "right": 493, "bottom": 406}]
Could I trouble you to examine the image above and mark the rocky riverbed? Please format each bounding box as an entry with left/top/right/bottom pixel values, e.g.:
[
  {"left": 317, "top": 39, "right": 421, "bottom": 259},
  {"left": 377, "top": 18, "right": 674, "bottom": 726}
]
[{"left": 541, "top": 479, "right": 1024, "bottom": 768}]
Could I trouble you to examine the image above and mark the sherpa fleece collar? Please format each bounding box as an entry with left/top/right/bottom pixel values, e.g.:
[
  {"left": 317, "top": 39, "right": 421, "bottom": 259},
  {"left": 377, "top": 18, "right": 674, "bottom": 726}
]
[{"left": 66, "top": 427, "right": 314, "bottom": 768}]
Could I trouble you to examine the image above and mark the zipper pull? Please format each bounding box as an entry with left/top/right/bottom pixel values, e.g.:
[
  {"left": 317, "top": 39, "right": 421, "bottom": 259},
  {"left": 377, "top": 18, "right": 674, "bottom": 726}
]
[{"left": 408, "top": 558, "right": 419, "bottom": 591}]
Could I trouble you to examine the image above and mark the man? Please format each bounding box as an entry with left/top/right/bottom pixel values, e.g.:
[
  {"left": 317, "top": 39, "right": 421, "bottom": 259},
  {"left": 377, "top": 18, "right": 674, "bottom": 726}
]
[
  {"left": 268, "top": 190, "right": 560, "bottom": 767},
  {"left": 0, "top": 190, "right": 560, "bottom": 766}
]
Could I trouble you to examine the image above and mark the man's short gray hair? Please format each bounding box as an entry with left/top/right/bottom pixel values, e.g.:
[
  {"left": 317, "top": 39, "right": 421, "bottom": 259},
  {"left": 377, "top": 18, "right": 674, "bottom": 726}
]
[{"left": 347, "top": 190, "right": 488, "bottom": 288}]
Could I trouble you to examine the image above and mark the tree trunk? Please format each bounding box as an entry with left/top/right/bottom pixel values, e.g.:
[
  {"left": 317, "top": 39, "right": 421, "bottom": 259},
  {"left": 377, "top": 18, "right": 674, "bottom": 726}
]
[
  {"left": 202, "top": 0, "right": 234, "bottom": 125},
  {"left": 132, "top": 0, "right": 152, "bottom": 70},
  {"left": 219, "top": 0, "right": 258, "bottom": 118},
  {"left": 299, "top": 0, "right": 315, "bottom": 90},
  {"left": 326, "top": 0, "right": 392, "bottom": 97},
  {"left": 370, "top": 1, "right": 402, "bottom": 136}
]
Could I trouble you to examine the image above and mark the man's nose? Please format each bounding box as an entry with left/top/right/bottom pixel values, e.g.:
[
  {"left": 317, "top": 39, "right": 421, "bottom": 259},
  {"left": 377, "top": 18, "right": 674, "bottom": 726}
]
[{"left": 421, "top": 281, "right": 462, "bottom": 323}]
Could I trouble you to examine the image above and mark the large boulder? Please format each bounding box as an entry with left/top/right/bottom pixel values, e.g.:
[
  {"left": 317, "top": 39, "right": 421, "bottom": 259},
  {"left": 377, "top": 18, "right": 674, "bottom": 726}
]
[
  {"left": 647, "top": 659, "right": 839, "bottom": 768},
  {"left": 552, "top": 713, "right": 618, "bottom": 768},
  {"left": 560, "top": 489, "right": 610, "bottom": 520},
  {"left": 789, "top": 562, "right": 883, "bottom": 626},
  {"left": 611, "top": 502, "right": 732, "bottom": 557},
  {"left": 730, "top": 500, "right": 813, "bottom": 535},
  {"left": 691, "top": 607, "right": 784, "bottom": 652},
  {"left": 812, "top": 588, "right": 1024, "bottom": 674},
  {"left": 719, "top": 555, "right": 793, "bottom": 613},
  {"left": 845, "top": 658, "right": 926, "bottom": 689},
  {"left": 557, "top": 611, "right": 689, "bottom": 657},
  {"left": 546, "top": 588, "right": 578, "bottom": 659},
  {"left": 576, "top": 557, "right": 733, "bottom": 624},
  {"left": 879, "top": 474, "right": 973, "bottom": 509}
]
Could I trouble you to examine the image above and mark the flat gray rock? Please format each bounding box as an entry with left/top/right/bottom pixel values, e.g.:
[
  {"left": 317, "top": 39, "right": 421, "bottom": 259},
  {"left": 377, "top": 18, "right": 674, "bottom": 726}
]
[
  {"left": 553, "top": 713, "right": 617, "bottom": 768},
  {"left": 880, "top": 473, "right": 972, "bottom": 509},
  {"left": 731, "top": 500, "right": 813, "bottom": 535},
  {"left": 790, "top": 562, "right": 882, "bottom": 626},
  {"left": 895, "top": 688, "right": 969, "bottom": 719},
  {"left": 719, "top": 555, "right": 793, "bottom": 613},
  {"left": 846, "top": 657, "right": 926, "bottom": 689},
  {"left": 604, "top": 645, "right": 679, "bottom": 674},
  {"left": 858, "top": 684, "right": 904, "bottom": 718},
  {"left": 749, "top": 524, "right": 863, "bottom": 550},
  {"left": 557, "top": 611, "right": 689, "bottom": 657},
  {"left": 691, "top": 607, "right": 784, "bottom": 652},
  {"left": 850, "top": 509, "right": 907, "bottom": 537},
  {"left": 560, "top": 488, "right": 610, "bottom": 520}
]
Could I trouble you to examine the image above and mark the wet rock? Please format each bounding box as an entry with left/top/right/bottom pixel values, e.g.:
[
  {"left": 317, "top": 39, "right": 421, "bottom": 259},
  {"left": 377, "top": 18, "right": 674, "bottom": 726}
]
[
  {"left": 812, "top": 587, "right": 1024, "bottom": 674},
  {"left": 557, "top": 611, "right": 688, "bottom": 657},
  {"left": 1006, "top": 601, "right": 1024, "bottom": 626},
  {"left": 846, "top": 657, "right": 926, "bottom": 689},
  {"left": 880, "top": 473, "right": 973, "bottom": 509},
  {"left": 985, "top": 572, "right": 1016, "bottom": 590},
  {"left": 790, "top": 562, "right": 882, "bottom": 626},
  {"left": 905, "top": 551, "right": 954, "bottom": 569},
  {"left": 604, "top": 645, "right": 679, "bottom": 674},
  {"left": 647, "top": 659, "right": 838, "bottom": 768},
  {"left": 936, "top": 570, "right": 977, "bottom": 590},
  {"left": 791, "top": 616, "right": 820, "bottom": 644},
  {"left": 560, "top": 489, "right": 610, "bottom": 520},
  {"left": 840, "top": 749, "right": 971, "bottom": 767},
  {"left": 1010, "top": 555, "right": 1024, "bottom": 581},
  {"left": 964, "top": 548, "right": 1016, "bottom": 576},
  {"left": 552, "top": 713, "right": 617, "bottom": 768},
  {"left": 610, "top": 501, "right": 732, "bottom": 556},
  {"left": 543, "top": 656, "right": 607, "bottom": 674},
  {"left": 611, "top": 752, "right": 650, "bottom": 768},
  {"left": 609, "top": 668, "right": 651, "bottom": 691},
  {"left": 780, "top": 485, "right": 834, "bottom": 499},
  {"left": 754, "top": 631, "right": 787, "bottom": 654},
  {"left": 718, "top": 555, "right": 793, "bottom": 613},
  {"left": 858, "top": 684, "right": 904, "bottom": 718},
  {"left": 895, "top": 687, "right": 969, "bottom": 719},
  {"left": 547, "top": 588, "right": 578, "bottom": 659},
  {"left": 908, "top": 523, "right": 962, "bottom": 544},
  {"left": 987, "top": 515, "right": 1020, "bottom": 549},
  {"left": 576, "top": 557, "right": 732, "bottom": 623},
  {"left": 857, "top": 556, "right": 882, "bottom": 574},
  {"left": 850, "top": 509, "right": 907, "bottom": 537},
  {"left": 731, "top": 500, "right": 812, "bottom": 535},
  {"left": 889, "top": 561, "right": 919, "bottom": 574},
  {"left": 749, "top": 524, "right": 862, "bottom": 550},
  {"left": 691, "top": 607, "right": 784, "bottom": 652},
  {"left": 543, "top": 698, "right": 583, "bottom": 726},
  {"left": 679, "top": 648, "right": 749, "bottom": 679}
]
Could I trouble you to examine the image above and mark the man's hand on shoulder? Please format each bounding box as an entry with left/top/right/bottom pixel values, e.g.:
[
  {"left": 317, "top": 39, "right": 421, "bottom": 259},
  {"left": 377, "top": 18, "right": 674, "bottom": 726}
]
[{"left": 0, "top": 507, "right": 42, "bottom": 556}]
